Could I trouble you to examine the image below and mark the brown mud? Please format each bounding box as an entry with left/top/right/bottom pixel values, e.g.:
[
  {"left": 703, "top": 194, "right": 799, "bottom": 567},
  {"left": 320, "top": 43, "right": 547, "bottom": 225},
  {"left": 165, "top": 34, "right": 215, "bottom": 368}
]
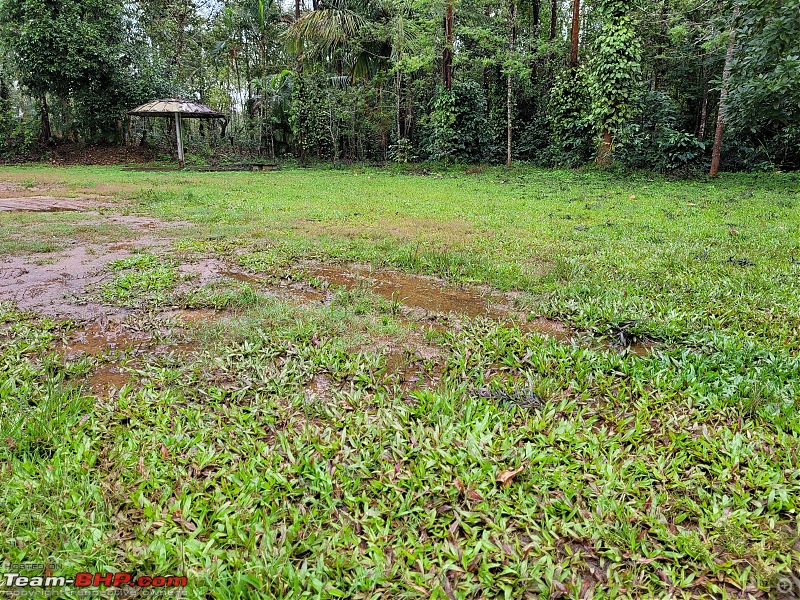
[
  {"left": 0, "top": 238, "right": 169, "bottom": 320},
  {"left": 300, "top": 263, "right": 573, "bottom": 338},
  {"left": 4, "top": 234, "right": 651, "bottom": 400},
  {"left": 65, "top": 315, "right": 202, "bottom": 397},
  {"left": 177, "top": 258, "right": 648, "bottom": 354},
  {"left": 87, "top": 364, "right": 131, "bottom": 397}
]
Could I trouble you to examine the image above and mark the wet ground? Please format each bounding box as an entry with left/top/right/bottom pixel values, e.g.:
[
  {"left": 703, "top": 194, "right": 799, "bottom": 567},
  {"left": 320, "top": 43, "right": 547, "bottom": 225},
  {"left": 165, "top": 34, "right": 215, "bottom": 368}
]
[
  {"left": 1, "top": 190, "right": 651, "bottom": 400},
  {"left": 0, "top": 239, "right": 169, "bottom": 320}
]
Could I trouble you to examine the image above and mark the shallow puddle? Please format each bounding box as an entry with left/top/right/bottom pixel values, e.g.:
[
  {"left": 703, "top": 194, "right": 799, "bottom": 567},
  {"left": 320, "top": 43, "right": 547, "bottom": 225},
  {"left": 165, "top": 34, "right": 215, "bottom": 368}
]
[
  {"left": 308, "top": 265, "right": 496, "bottom": 318},
  {"left": 65, "top": 324, "right": 147, "bottom": 356},
  {"left": 303, "top": 264, "right": 572, "bottom": 337},
  {"left": 88, "top": 365, "right": 130, "bottom": 396}
]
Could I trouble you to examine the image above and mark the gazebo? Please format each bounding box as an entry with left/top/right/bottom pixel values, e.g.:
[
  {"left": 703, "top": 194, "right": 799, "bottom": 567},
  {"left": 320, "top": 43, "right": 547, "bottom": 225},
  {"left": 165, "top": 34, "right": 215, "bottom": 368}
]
[{"left": 127, "top": 99, "right": 226, "bottom": 168}]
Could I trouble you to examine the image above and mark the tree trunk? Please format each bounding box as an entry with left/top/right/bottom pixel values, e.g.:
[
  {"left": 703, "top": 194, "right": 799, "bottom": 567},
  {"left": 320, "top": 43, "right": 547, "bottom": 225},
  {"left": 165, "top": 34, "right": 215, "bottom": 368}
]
[
  {"left": 709, "top": 7, "right": 738, "bottom": 178},
  {"left": 653, "top": 0, "right": 667, "bottom": 90},
  {"left": 507, "top": 0, "right": 517, "bottom": 167},
  {"left": 570, "top": 0, "right": 581, "bottom": 67},
  {"left": 698, "top": 74, "right": 709, "bottom": 140},
  {"left": 443, "top": 0, "right": 454, "bottom": 90},
  {"left": 295, "top": 0, "right": 306, "bottom": 161},
  {"left": 295, "top": 0, "right": 303, "bottom": 69},
  {"left": 396, "top": 71, "right": 404, "bottom": 139},
  {"left": 597, "top": 129, "right": 613, "bottom": 165},
  {"left": 532, "top": 0, "right": 540, "bottom": 35},
  {"left": 174, "top": 0, "right": 190, "bottom": 79},
  {"left": 549, "top": 0, "right": 557, "bottom": 40},
  {"left": 39, "top": 95, "right": 51, "bottom": 145}
]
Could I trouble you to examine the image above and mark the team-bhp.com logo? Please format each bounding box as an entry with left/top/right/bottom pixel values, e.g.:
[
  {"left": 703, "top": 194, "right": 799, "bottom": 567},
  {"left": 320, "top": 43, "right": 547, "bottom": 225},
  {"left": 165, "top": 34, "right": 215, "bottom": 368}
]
[
  {"left": 2, "top": 563, "right": 187, "bottom": 596},
  {"left": 776, "top": 572, "right": 800, "bottom": 597}
]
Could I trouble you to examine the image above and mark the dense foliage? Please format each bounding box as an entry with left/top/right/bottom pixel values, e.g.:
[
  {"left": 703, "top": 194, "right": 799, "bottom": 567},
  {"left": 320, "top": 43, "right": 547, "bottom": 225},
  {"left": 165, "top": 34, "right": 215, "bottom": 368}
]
[{"left": 0, "top": 0, "right": 797, "bottom": 170}]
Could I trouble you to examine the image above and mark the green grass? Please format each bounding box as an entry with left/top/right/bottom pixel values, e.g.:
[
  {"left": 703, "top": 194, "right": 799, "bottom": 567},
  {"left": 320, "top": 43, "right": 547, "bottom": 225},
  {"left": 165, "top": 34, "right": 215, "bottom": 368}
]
[{"left": 0, "top": 164, "right": 798, "bottom": 597}]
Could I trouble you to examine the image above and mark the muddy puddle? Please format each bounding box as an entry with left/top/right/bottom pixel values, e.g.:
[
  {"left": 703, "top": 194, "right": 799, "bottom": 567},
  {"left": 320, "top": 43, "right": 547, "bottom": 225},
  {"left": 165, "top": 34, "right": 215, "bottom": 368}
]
[
  {"left": 65, "top": 315, "right": 202, "bottom": 397},
  {"left": 64, "top": 316, "right": 200, "bottom": 357},
  {"left": 302, "top": 264, "right": 652, "bottom": 355},
  {"left": 176, "top": 258, "right": 649, "bottom": 354},
  {"left": 301, "top": 263, "right": 574, "bottom": 337},
  {"left": 87, "top": 364, "right": 130, "bottom": 397},
  {"left": 308, "top": 265, "right": 498, "bottom": 318}
]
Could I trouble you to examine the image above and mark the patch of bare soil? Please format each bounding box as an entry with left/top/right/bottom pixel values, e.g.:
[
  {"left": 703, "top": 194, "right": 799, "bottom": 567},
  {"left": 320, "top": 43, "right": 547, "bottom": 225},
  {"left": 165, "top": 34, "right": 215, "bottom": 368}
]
[
  {"left": 46, "top": 144, "right": 160, "bottom": 166},
  {"left": 0, "top": 238, "right": 168, "bottom": 320},
  {"left": 0, "top": 196, "right": 106, "bottom": 212},
  {"left": 175, "top": 258, "right": 580, "bottom": 343}
]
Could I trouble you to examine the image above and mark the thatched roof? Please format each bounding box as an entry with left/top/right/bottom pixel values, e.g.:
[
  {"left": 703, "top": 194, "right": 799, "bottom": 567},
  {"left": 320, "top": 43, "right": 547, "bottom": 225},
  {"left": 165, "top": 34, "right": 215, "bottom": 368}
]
[{"left": 128, "top": 99, "right": 225, "bottom": 119}]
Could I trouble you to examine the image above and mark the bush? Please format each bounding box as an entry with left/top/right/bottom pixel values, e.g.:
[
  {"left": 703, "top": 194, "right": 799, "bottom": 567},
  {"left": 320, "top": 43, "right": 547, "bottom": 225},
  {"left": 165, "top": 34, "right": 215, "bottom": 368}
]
[
  {"left": 547, "top": 68, "right": 595, "bottom": 166},
  {"left": 615, "top": 91, "right": 706, "bottom": 173},
  {"left": 420, "top": 81, "right": 489, "bottom": 163}
]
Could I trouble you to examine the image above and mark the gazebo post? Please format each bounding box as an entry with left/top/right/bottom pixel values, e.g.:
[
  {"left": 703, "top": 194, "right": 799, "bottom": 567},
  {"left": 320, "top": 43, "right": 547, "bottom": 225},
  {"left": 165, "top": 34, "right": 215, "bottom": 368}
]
[
  {"left": 128, "top": 100, "right": 224, "bottom": 167},
  {"left": 174, "top": 112, "right": 185, "bottom": 168}
]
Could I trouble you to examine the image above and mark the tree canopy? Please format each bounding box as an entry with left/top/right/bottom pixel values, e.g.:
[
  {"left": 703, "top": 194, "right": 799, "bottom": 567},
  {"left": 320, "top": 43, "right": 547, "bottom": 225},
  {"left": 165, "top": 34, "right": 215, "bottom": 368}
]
[{"left": 0, "top": 0, "right": 797, "bottom": 170}]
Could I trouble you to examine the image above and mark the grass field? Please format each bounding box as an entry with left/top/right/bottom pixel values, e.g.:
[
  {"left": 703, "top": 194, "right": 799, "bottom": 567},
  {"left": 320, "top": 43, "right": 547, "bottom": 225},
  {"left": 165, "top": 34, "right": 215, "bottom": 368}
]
[{"left": 0, "top": 165, "right": 798, "bottom": 598}]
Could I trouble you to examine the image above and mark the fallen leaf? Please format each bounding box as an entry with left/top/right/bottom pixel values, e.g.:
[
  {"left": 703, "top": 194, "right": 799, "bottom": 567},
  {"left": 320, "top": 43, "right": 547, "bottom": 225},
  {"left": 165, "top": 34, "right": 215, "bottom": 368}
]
[
  {"left": 629, "top": 194, "right": 636, "bottom": 200},
  {"left": 138, "top": 455, "right": 146, "bottom": 477},
  {"left": 160, "top": 443, "right": 169, "bottom": 459},
  {"left": 467, "top": 489, "right": 483, "bottom": 502},
  {"left": 728, "top": 228, "right": 739, "bottom": 236},
  {"left": 466, "top": 553, "right": 481, "bottom": 573},
  {"left": 637, "top": 556, "right": 666, "bottom": 564},
  {"left": 173, "top": 515, "right": 197, "bottom": 532},
  {"left": 687, "top": 202, "right": 697, "bottom": 206},
  {"left": 496, "top": 465, "right": 525, "bottom": 486}
]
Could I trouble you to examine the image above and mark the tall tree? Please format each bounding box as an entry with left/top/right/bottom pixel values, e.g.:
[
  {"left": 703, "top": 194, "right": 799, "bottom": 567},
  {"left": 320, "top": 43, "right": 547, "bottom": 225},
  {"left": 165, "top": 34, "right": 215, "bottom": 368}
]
[
  {"left": 569, "top": 0, "right": 580, "bottom": 67},
  {"left": 590, "top": 0, "right": 641, "bottom": 163},
  {"left": 0, "top": 0, "right": 132, "bottom": 143},
  {"left": 506, "top": 0, "right": 516, "bottom": 166},
  {"left": 442, "top": 0, "right": 454, "bottom": 89},
  {"left": 709, "top": 5, "right": 738, "bottom": 178}
]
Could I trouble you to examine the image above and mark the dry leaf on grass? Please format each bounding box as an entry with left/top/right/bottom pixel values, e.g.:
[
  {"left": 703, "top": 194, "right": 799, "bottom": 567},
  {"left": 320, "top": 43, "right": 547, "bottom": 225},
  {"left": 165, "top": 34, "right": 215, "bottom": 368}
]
[{"left": 496, "top": 466, "right": 525, "bottom": 486}]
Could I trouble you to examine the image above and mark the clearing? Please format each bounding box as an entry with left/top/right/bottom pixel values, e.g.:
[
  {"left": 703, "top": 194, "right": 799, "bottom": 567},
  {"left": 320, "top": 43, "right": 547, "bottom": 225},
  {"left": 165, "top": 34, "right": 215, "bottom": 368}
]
[{"left": 0, "top": 165, "right": 798, "bottom": 598}]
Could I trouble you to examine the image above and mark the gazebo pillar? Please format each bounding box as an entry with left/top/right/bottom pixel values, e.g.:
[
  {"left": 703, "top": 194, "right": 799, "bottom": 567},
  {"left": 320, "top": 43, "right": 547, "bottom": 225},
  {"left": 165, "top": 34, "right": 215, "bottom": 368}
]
[
  {"left": 128, "top": 99, "right": 224, "bottom": 167},
  {"left": 174, "top": 112, "right": 185, "bottom": 168}
]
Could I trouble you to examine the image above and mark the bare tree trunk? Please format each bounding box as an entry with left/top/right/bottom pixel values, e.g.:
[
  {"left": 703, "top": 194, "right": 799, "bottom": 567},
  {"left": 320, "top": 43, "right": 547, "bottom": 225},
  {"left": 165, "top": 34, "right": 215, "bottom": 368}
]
[
  {"left": 532, "top": 0, "right": 540, "bottom": 35},
  {"left": 549, "top": 0, "right": 557, "bottom": 40},
  {"left": 295, "top": 0, "right": 307, "bottom": 161},
  {"left": 698, "top": 74, "right": 709, "bottom": 140},
  {"left": 396, "top": 71, "right": 403, "bottom": 140},
  {"left": 709, "top": 7, "right": 738, "bottom": 178},
  {"left": 570, "top": 0, "right": 581, "bottom": 67},
  {"left": 174, "top": 0, "right": 190, "bottom": 79},
  {"left": 443, "top": 0, "right": 454, "bottom": 90},
  {"left": 507, "top": 0, "right": 517, "bottom": 167},
  {"left": 39, "top": 95, "right": 51, "bottom": 145}
]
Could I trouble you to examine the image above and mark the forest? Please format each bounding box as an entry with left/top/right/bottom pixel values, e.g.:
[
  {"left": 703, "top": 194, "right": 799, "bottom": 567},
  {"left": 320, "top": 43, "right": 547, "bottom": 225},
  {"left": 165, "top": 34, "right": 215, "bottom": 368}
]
[{"left": 0, "top": 0, "right": 798, "bottom": 172}]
